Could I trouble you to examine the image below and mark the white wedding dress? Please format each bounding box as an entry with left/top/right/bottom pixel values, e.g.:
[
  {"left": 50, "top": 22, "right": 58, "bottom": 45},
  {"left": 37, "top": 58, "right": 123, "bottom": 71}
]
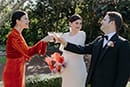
[{"left": 60, "top": 31, "right": 87, "bottom": 87}]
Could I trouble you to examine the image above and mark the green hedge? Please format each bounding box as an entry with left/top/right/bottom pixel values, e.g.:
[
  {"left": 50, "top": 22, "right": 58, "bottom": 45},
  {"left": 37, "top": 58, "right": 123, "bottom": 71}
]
[
  {"left": 26, "top": 76, "right": 62, "bottom": 87},
  {"left": 26, "top": 76, "right": 91, "bottom": 87}
]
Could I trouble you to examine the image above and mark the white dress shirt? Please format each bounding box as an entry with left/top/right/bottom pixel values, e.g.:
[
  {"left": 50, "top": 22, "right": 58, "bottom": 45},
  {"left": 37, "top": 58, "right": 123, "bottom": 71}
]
[{"left": 103, "top": 32, "right": 116, "bottom": 47}]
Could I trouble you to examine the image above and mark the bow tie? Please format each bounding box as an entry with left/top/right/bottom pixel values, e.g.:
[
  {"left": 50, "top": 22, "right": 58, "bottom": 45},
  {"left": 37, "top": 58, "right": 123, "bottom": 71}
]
[{"left": 102, "top": 35, "right": 108, "bottom": 40}]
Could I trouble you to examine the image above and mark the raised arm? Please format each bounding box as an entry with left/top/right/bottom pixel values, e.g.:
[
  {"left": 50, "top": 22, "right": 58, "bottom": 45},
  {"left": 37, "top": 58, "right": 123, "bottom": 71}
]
[{"left": 64, "top": 42, "right": 93, "bottom": 54}]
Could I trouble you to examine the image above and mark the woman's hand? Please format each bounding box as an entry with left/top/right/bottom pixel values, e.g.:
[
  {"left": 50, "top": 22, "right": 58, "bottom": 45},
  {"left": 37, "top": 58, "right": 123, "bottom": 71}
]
[
  {"left": 53, "top": 34, "right": 67, "bottom": 46},
  {"left": 41, "top": 35, "right": 54, "bottom": 42}
]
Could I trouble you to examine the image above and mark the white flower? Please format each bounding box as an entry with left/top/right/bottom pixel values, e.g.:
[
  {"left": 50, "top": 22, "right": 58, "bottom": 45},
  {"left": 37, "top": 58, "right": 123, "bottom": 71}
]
[{"left": 107, "top": 41, "right": 114, "bottom": 47}]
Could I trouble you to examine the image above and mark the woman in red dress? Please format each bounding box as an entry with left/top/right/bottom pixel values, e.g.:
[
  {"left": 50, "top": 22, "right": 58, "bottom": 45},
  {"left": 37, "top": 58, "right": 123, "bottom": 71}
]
[{"left": 2, "top": 10, "right": 52, "bottom": 87}]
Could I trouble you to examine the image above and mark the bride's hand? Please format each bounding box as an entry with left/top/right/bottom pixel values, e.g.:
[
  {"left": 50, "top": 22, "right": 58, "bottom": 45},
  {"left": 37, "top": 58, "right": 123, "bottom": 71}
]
[
  {"left": 53, "top": 34, "right": 67, "bottom": 46},
  {"left": 41, "top": 35, "right": 54, "bottom": 42}
]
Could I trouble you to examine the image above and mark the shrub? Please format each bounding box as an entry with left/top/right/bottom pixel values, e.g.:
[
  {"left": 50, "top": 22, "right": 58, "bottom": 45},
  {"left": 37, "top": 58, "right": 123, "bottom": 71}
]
[{"left": 26, "top": 76, "right": 62, "bottom": 87}]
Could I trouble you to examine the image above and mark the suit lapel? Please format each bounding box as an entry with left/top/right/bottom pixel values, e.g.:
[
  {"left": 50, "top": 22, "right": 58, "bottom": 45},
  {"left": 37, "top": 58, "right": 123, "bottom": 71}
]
[
  {"left": 94, "top": 38, "right": 103, "bottom": 60},
  {"left": 97, "top": 34, "right": 118, "bottom": 63}
]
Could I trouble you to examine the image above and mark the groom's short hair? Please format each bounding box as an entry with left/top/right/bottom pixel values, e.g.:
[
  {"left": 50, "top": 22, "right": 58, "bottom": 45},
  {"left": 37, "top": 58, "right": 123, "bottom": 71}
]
[{"left": 106, "top": 11, "right": 123, "bottom": 32}]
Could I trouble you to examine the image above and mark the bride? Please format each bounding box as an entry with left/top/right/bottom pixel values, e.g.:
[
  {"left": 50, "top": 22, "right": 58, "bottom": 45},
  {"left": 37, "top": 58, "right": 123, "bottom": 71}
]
[{"left": 59, "top": 14, "right": 87, "bottom": 87}]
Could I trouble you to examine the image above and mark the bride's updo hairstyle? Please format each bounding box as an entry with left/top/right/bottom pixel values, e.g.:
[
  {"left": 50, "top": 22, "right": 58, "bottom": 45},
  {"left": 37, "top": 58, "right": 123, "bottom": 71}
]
[
  {"left": 69, "top": 14, "right": 82, "bottom": 23},
  {"left": 10, "top": 10, "right": 26, "bottom": 28}
]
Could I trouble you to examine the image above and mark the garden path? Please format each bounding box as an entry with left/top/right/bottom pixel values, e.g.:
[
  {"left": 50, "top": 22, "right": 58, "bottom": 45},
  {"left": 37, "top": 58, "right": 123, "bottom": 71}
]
[{"left": 0, "top": 55, "right": 50, "bottom": 81}]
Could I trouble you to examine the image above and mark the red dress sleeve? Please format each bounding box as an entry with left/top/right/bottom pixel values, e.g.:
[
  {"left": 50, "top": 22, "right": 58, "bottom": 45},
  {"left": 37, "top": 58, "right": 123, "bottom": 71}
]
[
  {"left": 8, "top": 29, "right": 47, "bottom": 61},
  {"left": 28, "top": 41, "right": 47, "bottom": 57}
]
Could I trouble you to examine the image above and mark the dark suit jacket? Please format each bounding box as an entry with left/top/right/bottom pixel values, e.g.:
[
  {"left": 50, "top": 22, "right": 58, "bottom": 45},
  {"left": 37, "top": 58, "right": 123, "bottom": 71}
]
[{"left": 64, "top": 33, "right": 130, "bottom": 87}]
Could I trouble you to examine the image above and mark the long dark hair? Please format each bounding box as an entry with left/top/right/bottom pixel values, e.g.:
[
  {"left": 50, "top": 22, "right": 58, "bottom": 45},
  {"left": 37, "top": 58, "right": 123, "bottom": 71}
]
[
  {"left": 69, "top": 14, "right": 82, "bottom": 23},
  {"left": 10, "top": 10, "right": 26, "bottom": 28}
]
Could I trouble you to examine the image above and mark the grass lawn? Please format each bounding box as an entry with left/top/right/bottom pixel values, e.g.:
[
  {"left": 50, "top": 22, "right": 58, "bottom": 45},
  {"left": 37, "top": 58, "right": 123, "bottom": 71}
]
[
  {"left": 0, "top": 56, "right": 6, "bottom": 64},
  {"left": 0, "top": 45, "right": 6, "bottom": 64}
]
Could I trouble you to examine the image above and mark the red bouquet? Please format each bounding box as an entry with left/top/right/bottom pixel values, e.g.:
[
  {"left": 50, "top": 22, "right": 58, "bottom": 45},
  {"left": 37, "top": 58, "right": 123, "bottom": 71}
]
[{"left": 45, "top": 52, "right": 66, "bottom": 73}]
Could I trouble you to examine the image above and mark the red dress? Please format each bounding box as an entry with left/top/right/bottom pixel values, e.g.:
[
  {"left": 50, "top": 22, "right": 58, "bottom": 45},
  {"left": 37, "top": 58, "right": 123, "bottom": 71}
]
[{"left": 2, "top": 29, "right": 47, "bottom": 87}]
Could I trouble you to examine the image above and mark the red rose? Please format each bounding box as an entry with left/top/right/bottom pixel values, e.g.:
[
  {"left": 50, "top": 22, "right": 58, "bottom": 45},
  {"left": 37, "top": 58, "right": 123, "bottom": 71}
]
[
  {"left": 45, "top": 52, "right": 65, "bottom": 73},
  {"left": 56, "top": 65, "right": 61, "bottom": 72},
  {"left": 45, "top": 57, "right": 56, "bottom": 66}
]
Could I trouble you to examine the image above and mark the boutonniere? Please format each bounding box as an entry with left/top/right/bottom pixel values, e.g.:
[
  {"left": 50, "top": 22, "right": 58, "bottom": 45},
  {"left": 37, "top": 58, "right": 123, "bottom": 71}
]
[{"left": 107, "top": 41, "right": 115, "bottom": 47}]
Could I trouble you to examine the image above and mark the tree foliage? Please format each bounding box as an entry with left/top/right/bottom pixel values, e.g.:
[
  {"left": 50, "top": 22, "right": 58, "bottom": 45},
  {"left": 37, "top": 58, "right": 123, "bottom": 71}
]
[
  {"left": 24, "top": 0, "right": 81, "bottom": 44},
  {"left": 0, "top": 0, "right": 33, "bottom": 44},
  {"left": 1, "top": 0, "right": 130, "bottom": 45},
  {"left": 0, "top": 0, "right": 29, "bottom": 27},
  {"left": 94, "top": 0, "right": 130, "bottom": 40}
]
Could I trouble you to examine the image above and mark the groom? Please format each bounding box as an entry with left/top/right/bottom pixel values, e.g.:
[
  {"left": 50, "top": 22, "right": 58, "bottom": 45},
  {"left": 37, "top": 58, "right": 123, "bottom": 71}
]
[{"left": 54, "top": 11, "right": 130, "bottom": 87}]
